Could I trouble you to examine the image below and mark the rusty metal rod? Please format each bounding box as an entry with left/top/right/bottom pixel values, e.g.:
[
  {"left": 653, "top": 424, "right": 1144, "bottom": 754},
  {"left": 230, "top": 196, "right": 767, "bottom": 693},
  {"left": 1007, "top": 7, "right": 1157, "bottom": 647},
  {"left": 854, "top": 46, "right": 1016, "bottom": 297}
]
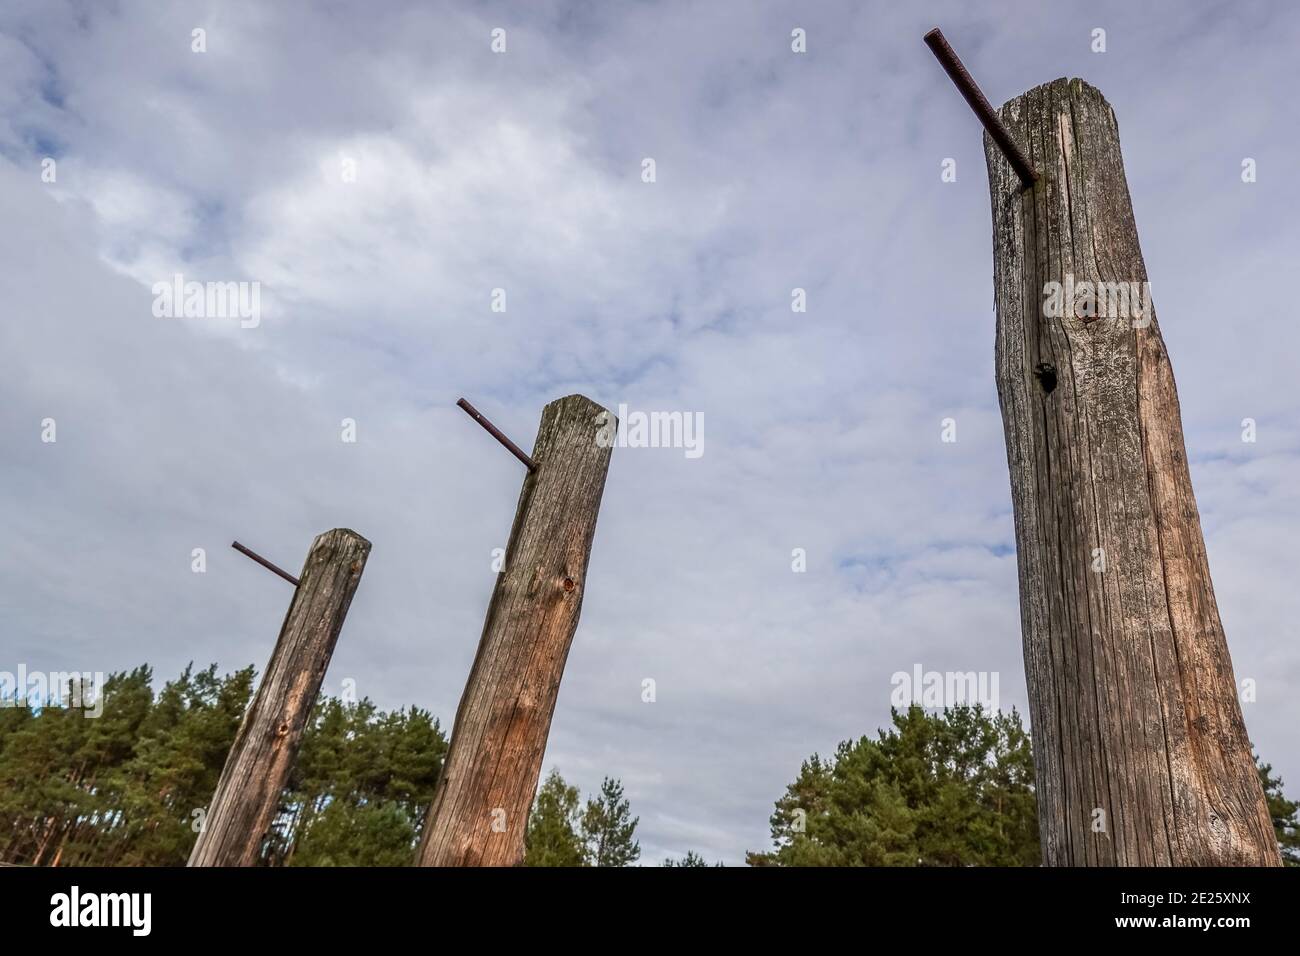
[
  {"left": 456, "top": 398, "right": 538, "bottom": 471},
  {"left": 231, "top": 540, "right": 300, "bottom": 587},
  {"left": 923, "top": 27, "right": 1039, "bottom": 187}
]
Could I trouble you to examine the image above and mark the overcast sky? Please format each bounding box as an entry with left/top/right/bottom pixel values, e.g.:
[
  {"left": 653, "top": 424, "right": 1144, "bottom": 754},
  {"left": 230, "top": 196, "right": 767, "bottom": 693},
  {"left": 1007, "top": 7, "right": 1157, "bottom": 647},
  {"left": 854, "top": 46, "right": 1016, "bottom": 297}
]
[{"left": 2, "top": 0, "right": 1297, "bottom": 865}]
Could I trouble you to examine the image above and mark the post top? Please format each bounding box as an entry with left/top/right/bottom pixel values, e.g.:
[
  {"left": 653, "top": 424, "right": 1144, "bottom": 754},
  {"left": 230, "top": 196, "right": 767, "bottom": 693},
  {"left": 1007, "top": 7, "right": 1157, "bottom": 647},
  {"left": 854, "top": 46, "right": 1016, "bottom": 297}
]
[{"left": 998, "top": 76, "right": 1110, "bottom": 113}]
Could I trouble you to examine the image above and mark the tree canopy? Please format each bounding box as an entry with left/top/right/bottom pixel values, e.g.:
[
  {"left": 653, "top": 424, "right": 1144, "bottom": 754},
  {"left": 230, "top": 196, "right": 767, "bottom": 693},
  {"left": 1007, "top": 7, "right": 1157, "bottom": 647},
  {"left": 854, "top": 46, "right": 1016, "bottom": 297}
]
[
  {"left": 0, "top": 663, "right": 444, "bottom": 866},
  {"left": 3, "top": 666, "right": 1293, "bottom": 867},
  {"left": 1259, "top": 758, "right": 1300, "bottom": 866},
  {"left": 748, "top": 705, "right": 1040, "bottom": 867},
  {"left": 524, "top": 770, "right": 641, "bottom": 866}
]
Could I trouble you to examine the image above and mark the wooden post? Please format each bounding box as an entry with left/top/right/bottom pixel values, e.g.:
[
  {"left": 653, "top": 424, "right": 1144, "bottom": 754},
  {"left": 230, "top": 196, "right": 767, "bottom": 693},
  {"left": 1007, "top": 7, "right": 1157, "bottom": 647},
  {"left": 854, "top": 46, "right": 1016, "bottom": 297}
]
[
  {"left": 188, "top": 528, "right": 371, "bottom": 866},
  {"left": 417, "top": 394, "right": 614, "bottom": 866},
  {"left": 984, "top": 78, "right": 1278, "bottom": 865}
]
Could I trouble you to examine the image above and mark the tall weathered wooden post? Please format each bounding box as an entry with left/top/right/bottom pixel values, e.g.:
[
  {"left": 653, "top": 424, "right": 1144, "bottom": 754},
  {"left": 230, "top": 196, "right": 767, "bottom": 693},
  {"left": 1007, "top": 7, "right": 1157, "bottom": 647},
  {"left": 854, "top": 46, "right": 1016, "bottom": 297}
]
[
  {"left": 417, "top": 394, "right": 614, "bottom": 866},
  {"left": 189, "top": 528, "right": 371, "bottom": 866},
  {"left": 981, "top": 77, "right": 1278, "bottom": 865},
  {"left": 923, "top": 27, "right": 1276, "bottom": 865}
]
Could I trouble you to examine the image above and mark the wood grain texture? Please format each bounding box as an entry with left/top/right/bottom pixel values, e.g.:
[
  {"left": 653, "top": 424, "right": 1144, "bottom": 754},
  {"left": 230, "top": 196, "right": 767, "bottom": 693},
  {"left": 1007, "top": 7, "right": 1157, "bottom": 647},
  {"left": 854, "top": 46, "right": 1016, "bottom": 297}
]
[
  {"left": 187, "top": 528, "right": 371, "bottom": 867},
  {"left": 984, "top": 78, "right": 1278, "bottom": 866},
  {"left": 416, "top": 394, "right": 614, "bottom": 866}
]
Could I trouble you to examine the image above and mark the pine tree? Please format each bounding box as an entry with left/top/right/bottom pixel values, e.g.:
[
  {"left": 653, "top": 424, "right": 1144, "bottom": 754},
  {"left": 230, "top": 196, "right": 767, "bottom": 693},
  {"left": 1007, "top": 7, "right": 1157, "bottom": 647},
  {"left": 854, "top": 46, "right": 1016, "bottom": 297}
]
[
  {"left": 1257, "top": 756, "right": 1300, "bottom": 866},
  {"left": 747, "top": 705, "right": 1039, "bottom": 866},
  {"left": 284, "top": 699, "right": 446, "bottom": 866},
  {"left": 0, "top": 662, "right": 447, "bottom": 867},
  {"left": 582, "top": 776, "right": 640, "bottom": 867},
  {"left": 663, "top": 850, "right": 721, "bottom": 867},
  {"left": 524, "top": 768, "right": 586, "bottom": 866},
  {"left": 111, "top": 663, "right": 254, "bottom": 866}
]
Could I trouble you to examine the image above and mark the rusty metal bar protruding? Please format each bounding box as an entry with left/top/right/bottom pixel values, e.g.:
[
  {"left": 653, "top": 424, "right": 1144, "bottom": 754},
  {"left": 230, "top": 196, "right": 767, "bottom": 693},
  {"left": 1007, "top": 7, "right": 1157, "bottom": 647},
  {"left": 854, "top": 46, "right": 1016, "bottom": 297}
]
[
  {"left": 923, "top": 27, "right": 1039, "bottom": 187},
  {"left": 456, "top": 398, "right": 538, "bottom": 472},
  {"left": 231, "top": 541, "right": 301, "bottom": 587}
]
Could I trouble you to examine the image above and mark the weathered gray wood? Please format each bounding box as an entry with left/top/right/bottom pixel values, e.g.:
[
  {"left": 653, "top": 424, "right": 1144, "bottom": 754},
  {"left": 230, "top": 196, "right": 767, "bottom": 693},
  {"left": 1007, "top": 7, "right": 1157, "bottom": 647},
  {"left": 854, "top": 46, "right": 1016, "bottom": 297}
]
[
  {"left": 985, "top": 78, "right": 1278, "bottom": 865},
  {"left": 188, "top": 528, "right": 371, "bottom": 866},
  {"left": 417, "top": 394, "right": 615, "bottom": 866}
]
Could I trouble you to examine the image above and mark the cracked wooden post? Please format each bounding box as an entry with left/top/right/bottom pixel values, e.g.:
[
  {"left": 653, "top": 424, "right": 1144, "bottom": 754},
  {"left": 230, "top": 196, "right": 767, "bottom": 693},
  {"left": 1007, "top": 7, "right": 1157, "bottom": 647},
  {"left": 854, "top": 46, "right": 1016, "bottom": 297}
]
[
  {"left": 188, "top": 528, "right": 371, "bottom": 866},
  {"left": 985, "top": 78, "right": 1278, "bottom": 866},
  {"left": 417, "top": 394, "right": 614, "bottom": 866}
]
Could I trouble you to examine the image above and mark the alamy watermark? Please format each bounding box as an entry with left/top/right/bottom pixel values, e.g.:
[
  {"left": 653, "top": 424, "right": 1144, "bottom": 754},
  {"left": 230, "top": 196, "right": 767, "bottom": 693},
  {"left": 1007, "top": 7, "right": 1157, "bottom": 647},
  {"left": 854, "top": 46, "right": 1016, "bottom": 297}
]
[
  {"left": 596, "top": 404, "right": 704, "bottom": 459},
  {"left": 50, "top": 886, "right": 151, "bottom": 936},
  {"left": 0, "top": 666, "right": 105, "bottom": 717},
  {"left": 1043, "top": 273, "right": 1151, "bottom": 327},
  {"left": 151, "top": 273, "right": 261, "bottom": 328},
  {"left": 890, "top": 663, "right": 999, "bottom": 711}
]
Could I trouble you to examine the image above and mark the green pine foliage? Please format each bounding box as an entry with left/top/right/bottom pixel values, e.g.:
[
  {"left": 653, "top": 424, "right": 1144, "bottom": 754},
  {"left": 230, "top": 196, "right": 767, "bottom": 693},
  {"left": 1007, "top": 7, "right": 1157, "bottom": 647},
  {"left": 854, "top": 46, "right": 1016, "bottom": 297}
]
[
  {"left": 0, "top": 663, "right": 445, "bottom": 866},
  {"left": 1258, "top": 757, "right": 1300, "bottom": 866},
  {"left": 747, "top": 705, "right": 1040, "bottom": 866},
  {"left": 0, "top": 665, "right": 251, "bottom": 866},
  {"left": 523, "top": 770, "right": 641, "bottom": 866},
  {"left": 582, "top": 776, "right": 641, "bottom": 867},
  {"left": 663, "top": 850, "right": 722, "bottom": 867},
  {"left": 276, "top": 696, "right": 446, "bottom": 866},
  {"left": 524, "top": 769, "right": 587, "bottom": 867},
  {"left": 4, "top": 665, "right": 1294, "bottom": 867},
  {"left": 749, "top": 705, "right": 1300, "bottom": 867}
]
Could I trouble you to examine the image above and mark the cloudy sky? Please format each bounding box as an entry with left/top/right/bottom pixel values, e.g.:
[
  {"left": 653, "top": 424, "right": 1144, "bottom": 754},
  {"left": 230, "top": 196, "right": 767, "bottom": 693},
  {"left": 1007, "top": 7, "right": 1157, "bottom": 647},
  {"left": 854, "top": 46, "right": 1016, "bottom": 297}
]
[{"left": 2, "top": 0, "right": 1297, "bottom": 865}]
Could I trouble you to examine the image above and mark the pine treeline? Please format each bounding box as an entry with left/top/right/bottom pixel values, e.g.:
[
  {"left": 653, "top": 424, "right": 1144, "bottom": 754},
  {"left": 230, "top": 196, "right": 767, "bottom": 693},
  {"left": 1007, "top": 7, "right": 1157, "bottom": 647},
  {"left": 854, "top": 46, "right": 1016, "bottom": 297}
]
[
  {"left": 0, "top": 664, "right": 445, "bottom": 866},
  {"left": 748, "top": 705, "right": 1299, "bottom": 867},
  {"left": 749, "top": 705, "right": 1056, "bottom": 867},
  {"left": 271, "top": 695, "right": 447, "bottom": 866},
  {"left": 4, "top": 667, "right": 1293, "bottom": 867},
  {"left": 523, "top": 770, "right": 642, "bottom": 867},
  {"left": 1259, "top": 760, "right": 1300, "bottom": 866}
]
